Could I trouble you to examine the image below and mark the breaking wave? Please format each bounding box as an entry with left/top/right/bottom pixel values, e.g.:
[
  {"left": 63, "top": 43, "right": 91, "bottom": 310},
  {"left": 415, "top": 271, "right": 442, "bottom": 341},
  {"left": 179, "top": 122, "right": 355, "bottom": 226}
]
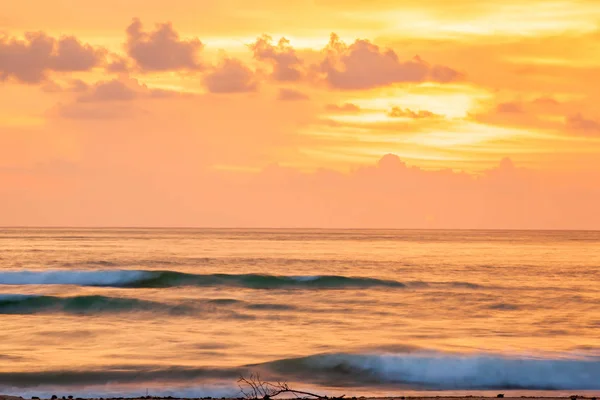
[
  {"left": 0, "top": 351, "right": 598, "bottom": 390},
  {"left": 260, "top": 351, "right": 600, "bottom": 390}
]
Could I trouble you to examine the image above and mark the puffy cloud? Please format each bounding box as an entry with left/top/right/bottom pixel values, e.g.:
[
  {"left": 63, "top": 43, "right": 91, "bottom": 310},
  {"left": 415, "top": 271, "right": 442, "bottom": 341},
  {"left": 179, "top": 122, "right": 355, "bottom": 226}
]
[
  {"left": 125, "top": 18, "right": 203, "bottom": 72},
  {"left": 0, "top": 32, "right": 105, "bottom": 83},
  {"left": 377, "top": 153, "right": 407, "bottom": 170},
  {"left": 566, "top": 113, "right": 600, "bottom": 134},
  {"left": 50, "top": 78, "right": 186, "bottom": 120},
  {"left": 277, "top": 88, "right": 309, "bottom": 101},
  {"left": 204, "top": 58, "right": 257, "bottom": 93},
  {"left": 388, "top": 106, "right": 441, "bottom": 119},
  {"left": 77, "top": 80, "right": 139, "bottom": 102},
  {"left": 249, "top": 35, "right": 303, "bottom": 81},
  {"left": 325, "top": 103, "right": 361, "bottom": 112},
  {"left": 52, "top": 36, "right": 103, "bottom": 71},
  {"left": 318, "top": 34, "right": 461, "bottom": 90},
  {"left": 74, "top": 77, "right": 185, "bottom": 103},
  {"left": 106, "top": 54, "right": 130, "bottom": 73}
]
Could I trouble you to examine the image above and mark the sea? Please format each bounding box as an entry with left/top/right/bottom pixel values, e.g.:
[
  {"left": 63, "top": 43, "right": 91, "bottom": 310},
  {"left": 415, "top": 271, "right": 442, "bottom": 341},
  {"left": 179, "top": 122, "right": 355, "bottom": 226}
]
[{"left": 0, "top": 228, "right": 599, "bottom": 398}]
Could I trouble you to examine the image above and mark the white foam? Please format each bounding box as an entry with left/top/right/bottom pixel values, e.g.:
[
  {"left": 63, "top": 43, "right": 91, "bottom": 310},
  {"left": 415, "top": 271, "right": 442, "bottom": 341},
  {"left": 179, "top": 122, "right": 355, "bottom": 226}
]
[{"left": 303, "top": 352, "right": 600, "bottom": 389}]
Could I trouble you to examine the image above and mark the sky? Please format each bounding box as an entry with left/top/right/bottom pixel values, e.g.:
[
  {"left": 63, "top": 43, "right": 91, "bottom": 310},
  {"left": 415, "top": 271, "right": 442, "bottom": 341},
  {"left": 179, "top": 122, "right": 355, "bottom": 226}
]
[{"left": 1, "top": 0, "right": 600, "bottom": 229}]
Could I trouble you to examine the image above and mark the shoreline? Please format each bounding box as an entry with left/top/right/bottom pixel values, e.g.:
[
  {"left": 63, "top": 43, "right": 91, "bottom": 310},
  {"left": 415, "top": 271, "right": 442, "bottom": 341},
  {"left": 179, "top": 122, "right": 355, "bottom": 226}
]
[{"left": 3, "top": 396, "right": 599, "bottom": 400}]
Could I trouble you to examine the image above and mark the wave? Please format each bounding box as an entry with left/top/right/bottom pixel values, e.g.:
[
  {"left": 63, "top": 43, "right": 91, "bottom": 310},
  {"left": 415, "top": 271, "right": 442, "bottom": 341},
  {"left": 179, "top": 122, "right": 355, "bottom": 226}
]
[
  {"left": 0, "top": 270, "right": 406, "bottom": 289},
  {"left": 1, "top": 351, "right": 598, "bottom": 390},
  {"left": 0, "top": 365, "right": 241, "bottom": 386},
  {"left": 0, "top": 294, "right": 298, "bottom": 315},
  {"left": 260, "top": 351, "right": 600, "bottom": 390},
  {"left": 0, "top": 294, "right": 185, "bottom": 315}
]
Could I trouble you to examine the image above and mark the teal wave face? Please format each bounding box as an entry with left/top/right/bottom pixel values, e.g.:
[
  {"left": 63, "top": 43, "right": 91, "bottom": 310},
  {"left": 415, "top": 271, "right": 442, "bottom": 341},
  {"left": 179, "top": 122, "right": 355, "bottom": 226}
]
[
  {"left": 0, "top": 294, "right": 180, "bottom": 315},
  {"left": 0, "top": 294, "right": 297, "bottom": 316},
  {"left": 128, "top": 271, "right": 408, "bottom": 289},
  {"left": 0, "top": 270, "right": 407, "bottom": 289}
]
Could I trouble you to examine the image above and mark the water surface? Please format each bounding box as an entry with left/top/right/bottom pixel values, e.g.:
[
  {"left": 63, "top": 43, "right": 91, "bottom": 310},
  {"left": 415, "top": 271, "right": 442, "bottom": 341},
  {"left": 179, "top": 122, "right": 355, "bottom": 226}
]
[{"left": 1, "top": 229, "right": 598, "bottom": 397}]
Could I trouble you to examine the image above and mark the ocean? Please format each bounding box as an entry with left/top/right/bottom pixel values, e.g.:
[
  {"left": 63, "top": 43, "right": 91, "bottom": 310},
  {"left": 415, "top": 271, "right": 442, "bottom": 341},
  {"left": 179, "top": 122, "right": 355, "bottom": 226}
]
[{"left": 0, "top": 228, "right": 599, "bottom": 398}]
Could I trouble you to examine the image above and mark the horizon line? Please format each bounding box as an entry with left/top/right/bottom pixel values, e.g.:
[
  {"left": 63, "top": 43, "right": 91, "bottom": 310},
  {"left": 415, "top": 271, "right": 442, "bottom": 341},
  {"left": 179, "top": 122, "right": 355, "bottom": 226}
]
[{"left": 1, "top": 226, "right": 599, "bottom": 232}]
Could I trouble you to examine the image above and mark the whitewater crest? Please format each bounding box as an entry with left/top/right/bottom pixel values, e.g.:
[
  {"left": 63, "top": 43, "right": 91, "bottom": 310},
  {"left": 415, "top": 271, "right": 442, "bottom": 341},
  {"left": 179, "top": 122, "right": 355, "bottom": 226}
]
[{"left": 260, "top": 352, "right": 600, "bottom": 390}]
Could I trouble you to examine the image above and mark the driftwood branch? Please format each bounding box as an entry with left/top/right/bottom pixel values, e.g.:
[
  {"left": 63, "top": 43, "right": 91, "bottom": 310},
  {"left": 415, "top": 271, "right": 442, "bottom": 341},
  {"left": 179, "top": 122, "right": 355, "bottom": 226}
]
[{"left": 238, "top": 374, "right": 344, "bottom": 400}]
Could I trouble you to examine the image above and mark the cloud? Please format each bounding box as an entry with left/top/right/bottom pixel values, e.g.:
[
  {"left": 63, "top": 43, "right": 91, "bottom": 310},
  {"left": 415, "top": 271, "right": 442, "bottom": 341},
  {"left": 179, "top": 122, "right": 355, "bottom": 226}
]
[
  {"left": 249, "top": 35, "right": 303, "bottom": 82},
  {"left": 277, "top": 88, "right": 309, "bottom": 101},
  {"left": 430, "top": 65, "right": 462, "bottom": 83},
  {"left": 41, "top": 79, "right": 89, "bottom": 93},
  {"left": 468, "top": 97, "right": 566, "bottom": 131},
  {"left": 496, "top": 102, "right": 524, "bottom": 113},
  {"left": 8, "top": 153, "right": 598, "bottom": 229},
  {"left": 74, "top": 77, "right": 186, "bottom": 103},
  {"left": 204, "top": 58, "right": 257, "bottom": 93},
  {"left": 532, "top": 96, "right": 560, "bottom": 107},
  {"left": 318, "top": 34, "right": 461, "bottom": 90},
  {"left": 106, "top": 54, "right": 130, "bottom": 73},
  {"left": 77, "top": 80, "right": 139, "bottom": 102},
  {"left": 49, "top": 78, "right": 187, "bottom": 120},
  {"left": 0, "top": 32, "right": 105, "bottom": 83},
  {"left": 125, "top": 18, "right": 203, "bottom": 72},
  {"left": 566, "top": 113, "right": 600, "bottom": 134},
  {"left": 325, "top": 103, "right": 361, "bottom": 112},
  {"left": 388, "top": 106, "right": 441, "bottom": 119}
]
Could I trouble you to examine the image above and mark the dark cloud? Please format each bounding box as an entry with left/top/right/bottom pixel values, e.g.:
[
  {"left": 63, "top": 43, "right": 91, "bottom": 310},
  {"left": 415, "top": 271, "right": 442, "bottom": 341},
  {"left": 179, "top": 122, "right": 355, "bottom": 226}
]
[
  {"left": 277, "top": 88, "right": 309, "bottom": 101},
  {"left": 319, "top": 34, "right": 461, "bottom": 90},
  {"left": 249, "top": 35, "right": 303, "bottom": 81},
  {"left": 125, "top": 18, "right": 203, "bottom": 71},
  {"left": 0, "top": 32, "right": 105, "bottom": 83},
  {"left": 325, "top": 103, "right": 361, "bottom": 112},
  {"left": 388, "top": 106, "right": 441, "bottom": 119},
  {"left": 204, "top": 58, "right": 257, "bottom": 93}
]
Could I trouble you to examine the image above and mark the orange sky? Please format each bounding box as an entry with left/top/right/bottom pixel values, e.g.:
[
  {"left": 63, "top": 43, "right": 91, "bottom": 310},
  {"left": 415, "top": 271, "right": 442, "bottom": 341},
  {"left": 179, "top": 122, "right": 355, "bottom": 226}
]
[{"left": 1, "top": 0, "right": 600, "bottom": 228}]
